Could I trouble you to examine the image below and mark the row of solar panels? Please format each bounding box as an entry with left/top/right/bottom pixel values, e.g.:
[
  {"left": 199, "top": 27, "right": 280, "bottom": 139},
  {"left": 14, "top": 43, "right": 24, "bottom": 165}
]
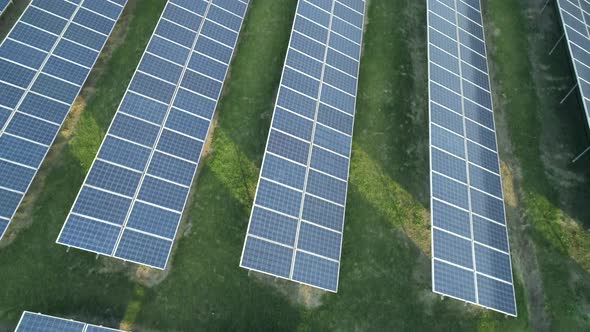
[
  {"left": 556, "top": 0, "right": 590, "bottom": 130},
  {"left": 16, "top": 312, "right": 123, "bottom": 332},
  {"left": 427, "top": 0, "right": 516, "bottom": 316},
  {"left": 0, "top": 0, "right": 518, "bottom": 317},
  {"left": 57, "top": 0, "right": 249, "bottom": 268},
  {"left": 240, "top": 0, "right": 365, "bottom": 292},
  {"left": 0, "top": 0, "right": 364, "bottom": 291},
  {"left": 0, "top": 0, "right": 127, "bottom": 237}
]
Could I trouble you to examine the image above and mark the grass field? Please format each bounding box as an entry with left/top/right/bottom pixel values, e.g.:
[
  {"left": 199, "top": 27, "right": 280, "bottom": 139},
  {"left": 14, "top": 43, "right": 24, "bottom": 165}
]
[{"left": 0, "top": 0, "right": 588, "bottom": 331}]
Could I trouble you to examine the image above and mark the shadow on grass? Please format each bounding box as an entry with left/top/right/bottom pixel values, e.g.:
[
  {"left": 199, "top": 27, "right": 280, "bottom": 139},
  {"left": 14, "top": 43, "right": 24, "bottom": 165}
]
[
  {"left": 133, "top": 162, "right": 302, "bottom": 331},
  {"left": 353, "top": 0, "right": 430, "bottom": 210},
  {"left": 0, "top": 146, "right": 134, "bottom": 329},
  {"left": 215, "top": 0, "right": 298, "bottom": 169},
  {"left": 515, "top": 0, "right": 590, "bottom": 272},
  {"left": 486, "top": 0, "right": 590, "bottom": 329}
]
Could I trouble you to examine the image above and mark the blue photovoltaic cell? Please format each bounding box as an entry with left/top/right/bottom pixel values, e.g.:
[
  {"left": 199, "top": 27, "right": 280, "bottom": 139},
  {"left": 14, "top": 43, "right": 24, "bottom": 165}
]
[
  {"left": 248, "top": 206, "right": 298, "bottom": 246},
  {"left": 0, "top": 39, "right": 45, "bottom": 69},
  {"left": 114, "top": 229, "right": 172, "bottom": 268},
  {"left": 16, "top": 312, "right": 84, "bottom": 332},
  {"left": 310, "top": 146, "right": 348, "bottom": 181},
  {"left": 433, "top": 229, "right": 472, "bottom": 269},
  {"left": 433, "top": 259, "right": 476, "bottom": 303},
  {"left": 18, "top": 93, "right": 70, "bottom": 124},
  {"left": 0, "top": 0, "right": 126, "bottom": 239},
  {"left": 556, "top": 0, "right": 590, "bottom": 129},
  {"left": 59, "top": 0, "right": 248, "bottom": 269},
  {"left": 147, "top": 151, "right": 196, "bottom": 186},
  {"left": 477, "top": 274, "right": 517, "bottom": 315},
  {"left": 98, "top": 136, "right": 151, "bottom": 171},
  {"left": 111, "top": 112, "right": 160, "bottom": 146},
  {"left": 0, "top": 159, "right": 35, "bottom": 192},
  {"left": 10, "top": 23, "right": 57, "bottom": 52},
  {"left": 296, "top": 221, "right": 341, "bottom": 260},
  {"left": 125, "top": 202, "right": 180, "bottom": 239},
  {"left": 261, "top": 154, "right": 306, "bottom": 190},
  {"left": 292, "top": 250, "right": 339, "bottom": 291},
  {"left": 137, "top": 176, "right": 188, "bottom": 212},
  {"left": 0, "top": 188, "right": 20, "bottom": 219},
  {"left": 59, "top": 214, "right": 120, "bottom": 255},
  {"left": 241, "top": 0, "right": 365, "bottom": 292},
  {"left": 242, "top": 236, "right": 293, "bottom": 278},
  {"left": 72, "top": 187, "right": 131, "bottom": 225},
  {"left": 15, "top": 312, "right": 125, "bottom": 332},
  {"left": 302, "top": 194, "right": 344, "bottom": 232},
  {"left": 428, "top": 0, "right": 516, "bottom": 316}
]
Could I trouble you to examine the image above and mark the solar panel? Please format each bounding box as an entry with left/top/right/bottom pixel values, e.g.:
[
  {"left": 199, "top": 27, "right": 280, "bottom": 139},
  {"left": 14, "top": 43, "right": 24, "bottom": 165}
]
[
  {"left": 556, "top": 0, "right": 590, "bottom": 129},
  {"left": 57, "top": 0, "right": 249, "bottom": 269},
  {"left": 0, "top": 0, "right": 127, "bottom": 239},
  {"left": 0, "top": 0, "right": 11, "bottom": 16},
  {"left": 15, "top": 312, "right": 126, "bottom": 332},
  {"left": 239, "top": 0, "right": 365, "bottom": 292},
  {"left": 427, "top": 0, "right": 517, "bottom": 316}
]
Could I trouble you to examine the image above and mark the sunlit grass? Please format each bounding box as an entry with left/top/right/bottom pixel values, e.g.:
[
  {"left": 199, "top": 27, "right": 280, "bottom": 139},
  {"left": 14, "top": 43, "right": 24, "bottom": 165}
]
[{"left": 0, "top": 0, "right": 588, "bottom": 330}]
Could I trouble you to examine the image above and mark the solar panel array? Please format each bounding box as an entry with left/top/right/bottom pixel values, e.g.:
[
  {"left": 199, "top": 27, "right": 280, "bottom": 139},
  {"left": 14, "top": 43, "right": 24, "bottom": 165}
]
[
  {"left": 427, "top": 0, "right": 517, "bottom": 316},
  {"left": 240, "top": 0, "right": 365, "bottom": 292},
  {"left": 0, "top": 0, "right": 126, "bottom": 238},
  {"left": 556, "top": 0, "right": 590, "bottom": 129},
  {"left": 0, "top": 0, "right": 11, "bottom": 16},
  {"left": 57, "top": 0, "right": 249, "bottom": 269},
  {"left": 15, "top": 312, "right": 125, "bottom": 332}
]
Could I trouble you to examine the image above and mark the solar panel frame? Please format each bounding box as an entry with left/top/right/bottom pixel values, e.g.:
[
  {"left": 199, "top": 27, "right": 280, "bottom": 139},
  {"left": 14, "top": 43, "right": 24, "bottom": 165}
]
[
  {"left": 556, "top": 0, "right": 590, "bottom": 130},
  {"left": 0, "top": 0, "right": 127, "bottom": 239},
  {"left": 57, "top": 0, "right": 249, "bottom": 269},
  {"left": 15, "top": 311, "right": 126, "bottom": 332},
  {"left": 0, "top": 0, "right": 11, "bottom": 16},
  {"left": 240, "top": 0, "right": 366, "bottom": 292},
  {"left": 427, "top": 0, "right": 517, "bottom": 316}
]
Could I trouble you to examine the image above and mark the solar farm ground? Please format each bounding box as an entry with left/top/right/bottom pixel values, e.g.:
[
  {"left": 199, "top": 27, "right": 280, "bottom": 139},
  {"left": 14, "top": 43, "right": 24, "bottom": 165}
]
[{"left": 0, "top": 0, "right": 589, "bottom": 331}]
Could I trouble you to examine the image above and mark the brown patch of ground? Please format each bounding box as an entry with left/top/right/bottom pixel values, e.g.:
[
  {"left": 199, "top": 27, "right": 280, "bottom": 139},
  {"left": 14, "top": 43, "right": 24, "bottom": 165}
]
[{"left": 249, "top": 270, "right": 325, "bottom": 309}]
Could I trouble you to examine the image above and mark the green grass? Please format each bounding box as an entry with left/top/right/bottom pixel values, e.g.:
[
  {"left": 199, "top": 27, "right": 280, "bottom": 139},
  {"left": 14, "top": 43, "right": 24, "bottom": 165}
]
[
  {"left": 0, "top": 0, "right": 588, "bottom": 331},
  {"left": 486, "top": 0, "right": 590, "bottom": 330}
]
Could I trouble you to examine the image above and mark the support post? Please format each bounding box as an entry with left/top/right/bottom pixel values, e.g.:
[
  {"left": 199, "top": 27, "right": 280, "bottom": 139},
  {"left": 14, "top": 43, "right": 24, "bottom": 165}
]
[
  {"left": 572, "top": 145, "right": 590, "bottom": 163},
  {"left": 549, "top": 32, "right": 565, "bottom": 55},
  {"left": 560, "top": 83, "right": 578, "bottom": 104},
  {"left": 540, "top": 0, "right": 551, "bottom": 14}
]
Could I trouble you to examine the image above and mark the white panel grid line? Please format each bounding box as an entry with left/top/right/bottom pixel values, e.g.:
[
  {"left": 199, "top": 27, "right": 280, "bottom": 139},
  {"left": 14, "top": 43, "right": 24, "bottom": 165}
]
[
  {"left": 240, "top": 0, "right": 365, "bottom": 293},
  {"left": 428, "top": 0, "right": 517, "bottom": 316},
  {"left": 57, "top": 0, "right": 250, "bottom": 269},
  {"left": 57, "top": 0, "right": 184, "bottom": 260},
  {"left": 0, "top": 0, "right": 127, "bottom": 239}
]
